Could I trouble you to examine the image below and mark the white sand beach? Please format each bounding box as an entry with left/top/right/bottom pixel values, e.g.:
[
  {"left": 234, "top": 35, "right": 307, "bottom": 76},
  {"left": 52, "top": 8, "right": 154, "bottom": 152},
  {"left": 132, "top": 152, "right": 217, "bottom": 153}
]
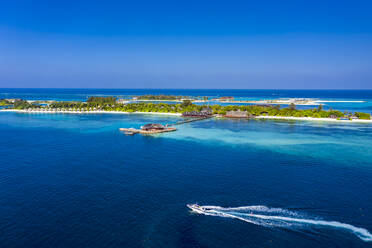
[
  {"left": 255, "top": 115, "right": 372, "bottom": 123},
  {"left": 314, "top": 100, "right": 365, "bottom": 103}
]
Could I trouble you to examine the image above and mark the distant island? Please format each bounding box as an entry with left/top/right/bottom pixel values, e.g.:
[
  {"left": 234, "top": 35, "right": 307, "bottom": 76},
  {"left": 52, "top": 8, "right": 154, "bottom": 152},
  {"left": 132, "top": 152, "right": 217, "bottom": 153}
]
[
  {"left": 1, "top": 96, "right": 371, "bottom": 122},
  {"left": 127, "top": 95, "right": 365, "bottom": 106}
]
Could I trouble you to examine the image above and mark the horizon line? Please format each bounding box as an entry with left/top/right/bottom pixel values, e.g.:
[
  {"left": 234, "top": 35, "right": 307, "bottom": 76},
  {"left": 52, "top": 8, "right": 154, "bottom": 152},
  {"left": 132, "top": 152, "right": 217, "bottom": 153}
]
[{"left": 1, "top": 88, "right": 372, "bottom": 91}]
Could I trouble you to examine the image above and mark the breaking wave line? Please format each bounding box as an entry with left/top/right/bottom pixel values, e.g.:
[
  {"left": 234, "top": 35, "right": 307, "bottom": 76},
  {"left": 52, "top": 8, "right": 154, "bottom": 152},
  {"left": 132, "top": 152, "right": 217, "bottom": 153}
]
[{"left": 190, "top": 205, "right": 372, "bottom": 242}]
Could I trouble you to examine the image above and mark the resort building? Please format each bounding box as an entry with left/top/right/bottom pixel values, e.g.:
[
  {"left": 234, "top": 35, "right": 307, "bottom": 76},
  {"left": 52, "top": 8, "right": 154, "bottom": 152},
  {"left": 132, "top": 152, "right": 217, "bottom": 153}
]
[
  {"left": 225, "top": 110, "right": 250, "bottom": 118},
  {"left": 182, "top": 107, "right": 213, "bottom": 117}
]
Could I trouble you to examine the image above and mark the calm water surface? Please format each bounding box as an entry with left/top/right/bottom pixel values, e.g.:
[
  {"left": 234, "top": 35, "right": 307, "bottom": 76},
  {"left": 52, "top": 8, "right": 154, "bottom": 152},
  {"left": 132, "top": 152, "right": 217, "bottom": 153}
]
[{"left": 0, "top": 110, "right": 371, "bottom": 247}]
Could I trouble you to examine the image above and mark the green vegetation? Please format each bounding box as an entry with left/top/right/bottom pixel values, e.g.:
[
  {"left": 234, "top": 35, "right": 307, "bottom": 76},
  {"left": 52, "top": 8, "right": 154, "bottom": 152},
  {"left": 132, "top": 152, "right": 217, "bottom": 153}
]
[
  {"left": 5, "top": 96, "right": 371, "bottom": 120},
  {"left": 12, "top": 100, "right": 45, "bottom": 109},
  {"left": 0, "top": 99, "right": 11, "bottom": 106},
  {"left": 50, "top": 101, "right": 86, "bottom": 109},
  {"left": 355, "top": 112, "right": 371, "bottom": 120},
  {"left": 207, "top": 104, "right": 347, "bottom": 118},
  {"left": 13, "top": 100, "right": 34, "bottom": 109},
  {"left": 181, "top": 99, "right": 193, "bottom": 107},
  {"left": 136, "top": 95, "right": 190, "bottom": 100},
  {"left": 87, "top": 96, "right": 116, "bottom": 105},
  {"left": 44, "top": 101, "right": 201, "bottom": 113}
]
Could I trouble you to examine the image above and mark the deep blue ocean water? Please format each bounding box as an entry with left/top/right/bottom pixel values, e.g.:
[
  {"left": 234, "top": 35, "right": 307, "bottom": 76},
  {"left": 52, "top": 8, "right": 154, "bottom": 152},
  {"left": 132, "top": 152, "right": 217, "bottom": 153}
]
[{"left": 0, "top": 89, "right": 372, "bottom": 247}]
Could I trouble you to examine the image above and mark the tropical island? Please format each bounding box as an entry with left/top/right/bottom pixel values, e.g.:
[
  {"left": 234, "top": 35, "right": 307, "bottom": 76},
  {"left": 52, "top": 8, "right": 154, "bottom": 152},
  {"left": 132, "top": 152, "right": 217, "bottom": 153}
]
[{"left": 0, "top": 96, "right": 371, "bottom": 122}]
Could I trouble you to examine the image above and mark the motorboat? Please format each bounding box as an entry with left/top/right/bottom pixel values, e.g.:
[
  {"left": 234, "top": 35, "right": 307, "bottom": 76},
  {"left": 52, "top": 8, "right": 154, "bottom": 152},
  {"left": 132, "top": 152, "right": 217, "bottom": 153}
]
[{"left": 187, "top": 204, "right": 205, "bottom": 213}]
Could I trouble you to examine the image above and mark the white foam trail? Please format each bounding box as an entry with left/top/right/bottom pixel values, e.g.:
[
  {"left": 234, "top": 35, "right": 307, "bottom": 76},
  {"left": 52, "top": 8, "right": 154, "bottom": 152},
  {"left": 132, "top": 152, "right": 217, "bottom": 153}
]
[
  {"left": 191, "top": 205, "right": 372, "bottom": 242},
  {"left": 202, "top": 205, "right": 298, "bottom": 215}
]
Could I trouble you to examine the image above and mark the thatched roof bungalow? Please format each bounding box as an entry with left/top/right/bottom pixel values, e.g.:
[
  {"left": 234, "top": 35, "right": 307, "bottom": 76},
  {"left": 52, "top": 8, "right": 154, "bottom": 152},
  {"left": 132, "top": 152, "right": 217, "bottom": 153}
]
[{"left": 141, "top": 123, "right": 166, "bottom": 130}]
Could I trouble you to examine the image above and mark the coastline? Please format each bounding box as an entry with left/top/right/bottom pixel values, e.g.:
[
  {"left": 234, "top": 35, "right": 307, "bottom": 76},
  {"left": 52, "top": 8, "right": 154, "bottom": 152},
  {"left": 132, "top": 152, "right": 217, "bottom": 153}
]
[
  {"left": 255, "top": 115, "right": 372, "bottom": 123},
  {"left": 2, "top": 109, "right": 371, "bottom": 123},
  {"left": 213, "top": 100, "right": 365, "bottom": 105},
  {"left": 0, "top": 109, "right": 182, "bottom": 116},
  {"left": 315, "top": 100, "right": 365, "bottom": 103},
  {"left": 213, "top": 100, "right": 320, "bottom": 105},
  {"left": 133, "top": 99, "right": 183, "bottom": 102}
]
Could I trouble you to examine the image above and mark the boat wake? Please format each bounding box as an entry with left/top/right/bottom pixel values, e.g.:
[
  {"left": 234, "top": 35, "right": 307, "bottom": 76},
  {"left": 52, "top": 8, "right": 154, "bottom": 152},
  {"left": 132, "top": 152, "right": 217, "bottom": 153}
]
[{"left": 188, "top": 205, "right": 372, "bottom": 242}]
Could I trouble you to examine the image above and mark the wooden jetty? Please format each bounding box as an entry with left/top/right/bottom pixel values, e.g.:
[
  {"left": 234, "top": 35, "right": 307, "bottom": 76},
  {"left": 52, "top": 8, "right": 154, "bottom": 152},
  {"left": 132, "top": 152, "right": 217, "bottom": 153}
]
[{"left": 171, "top": 116, "right": 212, "bottom": 126}]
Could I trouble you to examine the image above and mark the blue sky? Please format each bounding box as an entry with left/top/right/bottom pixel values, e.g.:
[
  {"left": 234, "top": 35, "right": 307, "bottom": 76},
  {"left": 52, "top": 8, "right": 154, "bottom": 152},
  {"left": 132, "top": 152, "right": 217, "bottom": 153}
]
[{"left": 1, "top": 0, "right": 372, "bottom": 89}]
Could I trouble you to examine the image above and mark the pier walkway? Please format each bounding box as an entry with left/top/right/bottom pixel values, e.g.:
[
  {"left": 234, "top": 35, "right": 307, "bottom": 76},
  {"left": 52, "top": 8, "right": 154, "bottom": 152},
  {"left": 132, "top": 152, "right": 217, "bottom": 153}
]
[{"left": 169, "top": 116, "right": 214, "bottom": 126}]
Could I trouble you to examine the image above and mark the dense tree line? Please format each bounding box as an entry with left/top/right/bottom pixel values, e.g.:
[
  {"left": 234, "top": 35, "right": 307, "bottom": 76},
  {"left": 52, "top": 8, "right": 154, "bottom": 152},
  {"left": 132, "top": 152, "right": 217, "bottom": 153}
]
[
  {"left": 0, "top": 99, "right": 11, "bottom": 106},
  {"left": 355, "top": 112, "right": 371, "bottom": 120},
  {"left": 87, "top": 96, "right": 116, "bottom": 105},
  {"left": 13, "top": 100, "right": 35, "bottom": 109}
]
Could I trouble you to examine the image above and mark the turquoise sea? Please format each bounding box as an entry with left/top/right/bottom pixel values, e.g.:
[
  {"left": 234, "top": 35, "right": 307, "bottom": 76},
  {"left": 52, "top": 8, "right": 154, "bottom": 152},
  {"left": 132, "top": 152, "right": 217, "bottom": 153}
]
[{"left": 0, "top": 89, "right": 372, "bottom": 247}]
